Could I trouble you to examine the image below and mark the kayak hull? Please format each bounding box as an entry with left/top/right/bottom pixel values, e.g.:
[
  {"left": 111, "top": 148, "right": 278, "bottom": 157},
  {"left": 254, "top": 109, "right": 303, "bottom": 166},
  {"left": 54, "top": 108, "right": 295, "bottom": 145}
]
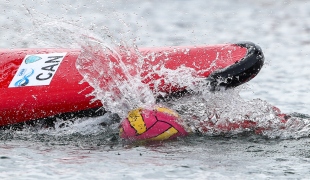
[{"left": 0, "top": 42, "right": 264, "bottom": 126}]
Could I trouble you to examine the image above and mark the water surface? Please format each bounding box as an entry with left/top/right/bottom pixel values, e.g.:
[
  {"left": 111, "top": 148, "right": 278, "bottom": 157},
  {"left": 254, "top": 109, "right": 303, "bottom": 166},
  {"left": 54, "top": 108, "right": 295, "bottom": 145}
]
[{"left": 1, "top": 0, "right": 310, "bottom": 179}]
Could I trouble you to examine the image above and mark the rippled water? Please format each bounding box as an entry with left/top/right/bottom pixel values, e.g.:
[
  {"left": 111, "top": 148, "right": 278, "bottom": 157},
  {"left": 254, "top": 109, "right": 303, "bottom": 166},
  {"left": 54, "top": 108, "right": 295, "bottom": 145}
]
[{"left": 1, "top": 0, "right": 310, "bottom": 179}]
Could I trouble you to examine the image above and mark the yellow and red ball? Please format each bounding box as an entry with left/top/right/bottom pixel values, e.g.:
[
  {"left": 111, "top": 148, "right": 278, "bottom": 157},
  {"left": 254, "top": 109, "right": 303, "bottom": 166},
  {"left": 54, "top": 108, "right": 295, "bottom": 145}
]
[{"left": 119, "top": 106, "right": 188, "bottom": 141}]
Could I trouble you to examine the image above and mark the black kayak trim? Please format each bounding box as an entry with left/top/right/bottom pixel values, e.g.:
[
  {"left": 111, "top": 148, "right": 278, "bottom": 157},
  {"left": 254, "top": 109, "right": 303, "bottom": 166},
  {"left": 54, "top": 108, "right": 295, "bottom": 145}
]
[{"left": 207, "top": 41, "right": 265, "bottom": 90}]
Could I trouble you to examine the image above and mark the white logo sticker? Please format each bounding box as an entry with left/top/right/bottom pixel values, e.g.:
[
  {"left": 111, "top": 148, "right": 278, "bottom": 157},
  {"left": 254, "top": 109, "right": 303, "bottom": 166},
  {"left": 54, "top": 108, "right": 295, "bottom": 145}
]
[{"left": 9, "top": 53, "right": 67, "bottom": 87}]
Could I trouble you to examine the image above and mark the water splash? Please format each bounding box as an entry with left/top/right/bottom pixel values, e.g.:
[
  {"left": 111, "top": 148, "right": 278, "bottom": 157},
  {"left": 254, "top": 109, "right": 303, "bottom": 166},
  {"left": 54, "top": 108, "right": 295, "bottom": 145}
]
[
  {"left": 76, "top": 37, "right": 156, "bottom": 117},
  {"left": 19, "top": 16, "right": 310, "bottom": 140},
  {"left": 22, "top": 14, "right": 158, "bottom": 117},
  {"left": 75, "top": 36, "right": 209, "bottom": 118}
]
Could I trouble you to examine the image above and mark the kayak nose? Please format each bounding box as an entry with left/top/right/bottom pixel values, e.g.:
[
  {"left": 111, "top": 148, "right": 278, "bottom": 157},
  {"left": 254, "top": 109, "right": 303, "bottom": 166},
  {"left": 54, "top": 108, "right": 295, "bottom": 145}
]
[{"left": 207, "top": 42, "right": 265, "bottom": 91}]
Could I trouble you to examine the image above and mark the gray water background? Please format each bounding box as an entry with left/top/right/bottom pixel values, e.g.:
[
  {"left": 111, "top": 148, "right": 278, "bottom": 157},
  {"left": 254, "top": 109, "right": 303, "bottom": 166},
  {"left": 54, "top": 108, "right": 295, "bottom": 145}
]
[{"left": 1, "top": 0, "right": 310, "bottom": 179}]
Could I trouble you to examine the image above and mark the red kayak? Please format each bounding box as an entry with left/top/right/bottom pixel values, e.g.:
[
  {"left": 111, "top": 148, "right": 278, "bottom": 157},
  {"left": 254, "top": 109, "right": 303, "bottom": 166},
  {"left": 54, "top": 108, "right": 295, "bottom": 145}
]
[{"left": 0, "top": 42, "right": 264, "bottom": 127}]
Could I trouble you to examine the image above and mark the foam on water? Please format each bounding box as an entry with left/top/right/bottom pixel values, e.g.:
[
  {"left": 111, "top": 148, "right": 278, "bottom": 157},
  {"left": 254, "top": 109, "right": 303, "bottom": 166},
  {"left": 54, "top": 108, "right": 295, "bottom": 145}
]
[{"left": 163, "top": 87, "right": 310, "bottom": 139}]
